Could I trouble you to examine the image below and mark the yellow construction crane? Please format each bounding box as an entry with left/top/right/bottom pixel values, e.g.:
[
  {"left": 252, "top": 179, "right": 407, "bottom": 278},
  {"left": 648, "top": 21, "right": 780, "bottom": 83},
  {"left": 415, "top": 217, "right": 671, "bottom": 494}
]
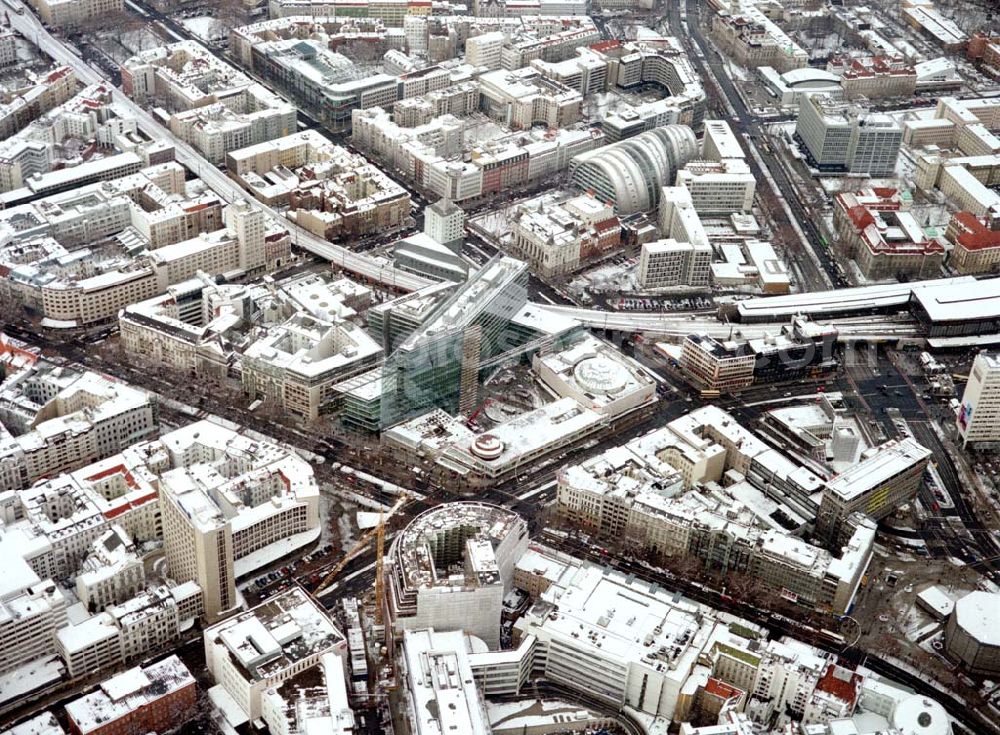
[{"left": 312, "top": 494, "right": 408, "bottom": 598}]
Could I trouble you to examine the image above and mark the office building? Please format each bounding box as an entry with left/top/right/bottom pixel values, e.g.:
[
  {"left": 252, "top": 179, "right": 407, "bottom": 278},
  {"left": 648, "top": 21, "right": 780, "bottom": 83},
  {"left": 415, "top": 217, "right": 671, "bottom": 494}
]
[
  {"left": 478, "top": 68, "right": 582, "bottom": 131},
  {"left": 158, "top": 421, "right": 320, "bottom": 622},
  {"left": 366, "top": 281, "right": 459, "bottom": 352},
  {"left": 424, "top": 198, "right": 465, "bottom": 249},
  {"left": 675, "top": 159, "right": 756, "bottom": 216},
  {"left": 796, "top": 95, "right": 902, "bottom": 176},
  {"left": 957, "top": 352, "right": 1000, "bottom": 447},
  {"left": 659, "top": 186, "right": 710, "bottom": 248},
  {"left": 815, "top": 438, "right": 931, "bottom": 544},
  {"left": 204, "top": 587, "right": 347, "bottom": 722},
  {"left": 241, "top": 314, "right": 383, "bottom": 421},
  {"left": 680, "top": 334, "right": 756, "bottom": 392},
  {"left": 466, "top": 31, "right": 505, "bottom": 69},
  {"left": 637, "top": 239, "right": 712, "bottom": 289},
  {"left": 400, "top": 629, "right": 491, "bottom": 735},
  {"left": 570, "top": 125, "right": 699, "bottom": 214},
  {"left": 385, "top": 503, "right": 529, "bottom": 648},
  {"left": 379, "top": 257, "right": 528, "bottom": 427},
  {"left": 261, "top": 649, "right": 355, "bottom": 735},
  {"left": 393, "top": 233, "right": 470, "bottom": 283}
]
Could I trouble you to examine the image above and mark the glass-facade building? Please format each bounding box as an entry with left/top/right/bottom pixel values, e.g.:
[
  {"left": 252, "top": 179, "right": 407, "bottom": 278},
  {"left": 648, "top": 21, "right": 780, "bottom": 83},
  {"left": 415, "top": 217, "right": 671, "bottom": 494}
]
[{"left": 379, "top": 257, "right": 530, "bottom": 428}]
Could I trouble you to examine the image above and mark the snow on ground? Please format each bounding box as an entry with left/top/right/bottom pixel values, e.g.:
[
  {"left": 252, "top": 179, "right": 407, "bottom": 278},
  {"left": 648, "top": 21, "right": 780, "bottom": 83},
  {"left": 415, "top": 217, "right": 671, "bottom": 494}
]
[
  {"left": 0, "top": 655, "right": 64, "bottom": 706},
  {"left": 337, "top": 511, "right": 357, "bottom": 554},
  {"left": 487, "top": 699, "right": 607, "bottom": 732},
  {"left": 181, "top": 16, "right": 227, "bottom": 42}
]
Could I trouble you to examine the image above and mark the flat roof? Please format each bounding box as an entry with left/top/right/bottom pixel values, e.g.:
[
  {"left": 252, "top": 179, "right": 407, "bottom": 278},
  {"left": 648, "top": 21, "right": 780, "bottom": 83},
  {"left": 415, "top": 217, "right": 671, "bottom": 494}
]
[
  {"left": 912, "top": 276, "right": 1000, "bottom": 322},
  {"left": 825, "top": 438, "right": 930, "bottom": 502},
  {"left": 736, "top": 276, "right": 977, "bottom": 320}
]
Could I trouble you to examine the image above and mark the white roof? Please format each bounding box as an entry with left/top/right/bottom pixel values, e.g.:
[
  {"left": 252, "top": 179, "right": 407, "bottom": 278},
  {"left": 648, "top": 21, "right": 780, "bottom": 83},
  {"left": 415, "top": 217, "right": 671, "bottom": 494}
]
[
  {"left": 0, "top": 712, "right": 64, "bottom": 735},
  {"left": 951, "top": 591, "right": 1000, "bottom": 646},
  {"left": 402, "top": 629, "right": 490, "bottom": 735},
  {"left": 825, "top": 438, "right": 930, "bottom": 502},
  {"left": 912, "top": 276, "right": 1000, "bottom": 322}
]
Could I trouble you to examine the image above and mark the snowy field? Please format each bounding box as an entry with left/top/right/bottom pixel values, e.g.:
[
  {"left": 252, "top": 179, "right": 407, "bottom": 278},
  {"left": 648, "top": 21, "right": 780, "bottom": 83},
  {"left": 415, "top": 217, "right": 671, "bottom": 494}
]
[{"left": 181, "top": 16, "right": 227, "bottom": 43}]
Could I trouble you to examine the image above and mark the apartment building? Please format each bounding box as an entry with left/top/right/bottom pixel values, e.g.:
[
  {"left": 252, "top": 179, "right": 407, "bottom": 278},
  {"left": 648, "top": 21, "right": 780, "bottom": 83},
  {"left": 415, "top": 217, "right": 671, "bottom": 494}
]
[
  {"left": 74, "top": 526, "right": 145, "bottom": 613},
  {"left": 29, "top": 0, "right": 123, "bottom": 26},
  {"left": 64, "top": 656, "right": 196, "bottom": 735},
  {"left": 0, "top": 573, "right": 67, "bottom": 676},
  {"left": 121, "top": 41, "right": 295, "bottom": 163},
  {"left": 57, "top": 585, "right": 199, "bottom": 678},
  {"left": 351, "top": 106, "right": 604, "bottom": 202},
  {"left": 0, "top": 365, "right": 156, "bottom": 493},
  {"left": 226, "top": 131, "right": 410, "bottom": 238},
  {"left": 0, "top": 32, "right": 16, "bottom": 68},
  {"left": 0, "top": 170, "right": 279, "bottom": 328},
  {"left": 0, "top": 66, "right": 78, "bottom": 151},
  {"left": 637, "top": 239, "right": 712, "bottom": 289}
]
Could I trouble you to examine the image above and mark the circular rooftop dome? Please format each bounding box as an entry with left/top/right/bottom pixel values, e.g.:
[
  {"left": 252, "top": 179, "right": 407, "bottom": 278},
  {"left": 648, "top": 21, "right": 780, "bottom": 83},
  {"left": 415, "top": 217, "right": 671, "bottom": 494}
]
[
  {"left": 471, "top": 434, "right": 504, "bottom": 461},
  {"left": 575, "top": 356, "right": 629, "bottom": 396},
  {"left": 891, "top": 695, "right": 950, "bottom": 735}
]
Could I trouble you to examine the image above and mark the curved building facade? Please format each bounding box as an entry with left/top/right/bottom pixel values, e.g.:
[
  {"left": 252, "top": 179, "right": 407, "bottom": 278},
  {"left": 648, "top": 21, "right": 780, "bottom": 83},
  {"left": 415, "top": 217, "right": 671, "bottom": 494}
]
[
  {"left": 384, "top": 502, "right": 529, "bottom": 648},
  {"left": 570, "top": 125, "right": 698, "bottom": 214},
  {"left": 945, "top": 590, "right": 1000, "bottom": 675}
]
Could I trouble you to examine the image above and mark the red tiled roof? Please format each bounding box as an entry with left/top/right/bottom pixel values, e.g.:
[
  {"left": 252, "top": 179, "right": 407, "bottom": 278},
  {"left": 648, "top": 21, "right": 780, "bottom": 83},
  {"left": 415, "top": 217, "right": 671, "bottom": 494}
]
[
  {"left": 815, "top": 664, "right": 862, "bottom": 704},
  {"left": 952, "top": 211, "right": 1000, "bottom": 251},
  {"left": 85, "top": 463, "right": 139, "bottom": 489},
  {"left": 103, "top": 491, "right": 158, "bottom": 520},
  {"left": 704, "top": 677, "right": 743, "bottom": 701}
]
